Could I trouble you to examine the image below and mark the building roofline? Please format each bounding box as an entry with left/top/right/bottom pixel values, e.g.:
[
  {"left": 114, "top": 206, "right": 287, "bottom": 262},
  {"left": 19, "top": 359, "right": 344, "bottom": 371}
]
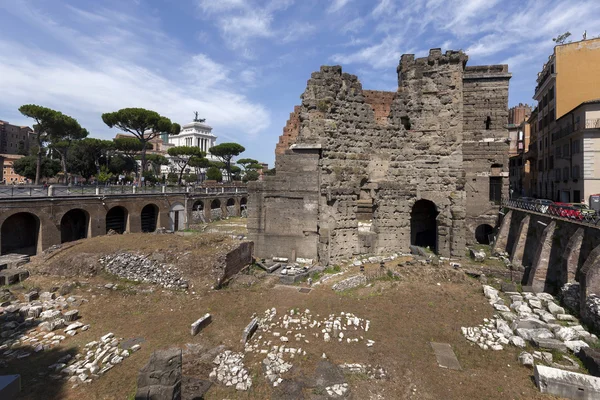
[{"left": 556, "top": 99, "right": 600, "bottom": 122}]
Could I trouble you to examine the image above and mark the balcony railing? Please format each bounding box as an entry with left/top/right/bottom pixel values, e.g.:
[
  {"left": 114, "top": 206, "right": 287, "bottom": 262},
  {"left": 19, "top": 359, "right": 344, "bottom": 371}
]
[
  {"left": 552, "top": 119, "right": 600, "bottom": 141},
  {"left": 502, "top": 198, "right": 600, "bottom": 226},
  {"left": 0, "top": 184, "right": 247, "bottom": 198}
]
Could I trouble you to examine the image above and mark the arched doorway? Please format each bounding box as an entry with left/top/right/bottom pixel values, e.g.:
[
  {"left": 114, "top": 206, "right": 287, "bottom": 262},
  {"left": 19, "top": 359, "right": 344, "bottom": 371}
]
[
  {"left": 106, "top": 206, "right": 128, "bottom": 234},
  {"left": 475, "top": 224, "right": 494, "bottom": 245},
  {"left": 211, "top": 199, "right": 222, "bottom": 220},
  {"left": 410, "top": 199, "right": 438, "bottom": 253},
  {"left": 192, "top": 200, "right": 205, "bottom": 223},
  {"left": 1, "top": 212, "right": 40, "bottom": 255},
  {"left": 226, "top": 198, "right": 235, "bottom": 217},
  {"left": 170, "top": 203, "right": 185, "bottom": 231},
  {"left": 240, "top": 197, "right": 248, "bottom": 216},
  {"left": 60, "top": 209, "right": 89, "bottom": 243},
  {"left": 141, "top": 204, "right": 159, "bottom": 233}
]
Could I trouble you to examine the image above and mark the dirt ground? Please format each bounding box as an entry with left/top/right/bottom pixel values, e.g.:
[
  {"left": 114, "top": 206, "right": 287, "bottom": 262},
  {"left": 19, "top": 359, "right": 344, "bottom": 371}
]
[{"left": 2, "top": 219, "right": 558, "bottom": 400}]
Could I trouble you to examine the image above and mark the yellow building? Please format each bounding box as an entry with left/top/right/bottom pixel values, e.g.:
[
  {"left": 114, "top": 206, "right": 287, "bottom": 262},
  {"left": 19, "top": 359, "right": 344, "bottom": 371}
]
[
  {"left": 0, "top": 154, "right": 27, "bottom": 184},
  {"left": 533, "top": 37, "right": 600, "bottom": 200}
]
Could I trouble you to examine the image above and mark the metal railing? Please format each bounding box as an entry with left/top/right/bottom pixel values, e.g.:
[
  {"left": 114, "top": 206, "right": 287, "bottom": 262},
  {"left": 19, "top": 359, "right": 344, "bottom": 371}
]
[
  {"left": 502, "top": 198, "right": 600, "bottom": 226},
  {"left": 0, "top": 184, "right": 247, "bottom": 198}
]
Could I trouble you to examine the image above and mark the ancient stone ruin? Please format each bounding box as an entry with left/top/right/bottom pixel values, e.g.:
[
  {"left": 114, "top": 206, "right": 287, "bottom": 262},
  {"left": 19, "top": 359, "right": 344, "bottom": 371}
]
[{"left": 249, "top": 48, "right": 511, "bottom": 264}]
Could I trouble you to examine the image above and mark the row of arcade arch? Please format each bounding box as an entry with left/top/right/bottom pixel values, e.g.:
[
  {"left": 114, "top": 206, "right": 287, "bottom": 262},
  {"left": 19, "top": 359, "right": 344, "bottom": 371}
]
[{"left": 1, "top": 196, "right": 247, "bottom": 256}]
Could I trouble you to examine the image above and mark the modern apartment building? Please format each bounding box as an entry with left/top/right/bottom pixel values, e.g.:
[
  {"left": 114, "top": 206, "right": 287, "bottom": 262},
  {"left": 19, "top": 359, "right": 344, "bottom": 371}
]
[
  {"left": 0, "top": 120, "right": 33, "bottom": 155},
  {"left": 532, "top": 37, "right": 600, "bottom": 202}
]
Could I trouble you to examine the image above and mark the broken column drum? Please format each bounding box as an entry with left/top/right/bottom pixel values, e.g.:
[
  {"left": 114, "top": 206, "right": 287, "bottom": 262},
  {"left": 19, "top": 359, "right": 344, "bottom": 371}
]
[{"left": 248, "top": 48, "right": 511, "bottom": 265}]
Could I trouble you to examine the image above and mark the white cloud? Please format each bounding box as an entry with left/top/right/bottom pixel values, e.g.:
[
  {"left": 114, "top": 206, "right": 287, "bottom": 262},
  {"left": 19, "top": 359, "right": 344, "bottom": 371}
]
[
  {"left": 280, "top": 22, "right": 316, "bottom": 43},
  {"left": 331, "top": 36, "right": 404, "bottom": 69},
  {"left": 328, "top": 0, "right": 351, "bottom": 13},
  {"left": 341, "top": 18, "right": 364, "bottom": 34},
  {"left": 0, "top": 4, "right": 270, "bottom": 140},
  {"left": 371, "top": 0, "right": 394, "bottom": 17}
]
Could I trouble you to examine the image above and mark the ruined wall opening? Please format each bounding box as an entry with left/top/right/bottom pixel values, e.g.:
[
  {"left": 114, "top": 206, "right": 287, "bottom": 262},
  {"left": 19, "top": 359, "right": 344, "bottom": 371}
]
[
  {"left": 475, "top": 224, "right": 494, "bottom": 245},
  {"left": 485, "top": 116, "right": 491, "bottom": 130},
  {"left": 240, "top": 197, "right": 248, "bottom": 215},
  {"left": 169, "top": 203, "right": 185, "bottom": 231},
  {"left": 211, "top": 199, "right": 222, "bottom": 220},
  {"left": 411, "top": 200, "right": 438, "bottom": 253},
  {"left": 140, "top": 204, "right": 159, "bottom": 233},
  {"left": 1, "top": 212, "right": 40, "bottom": 255},
  {"left": 106, "top": 206, "right": 128, "bottom": 234},
  {"left": 60, "top": 209, "right": 89, "bottom": 243},
  {"left": 401, "top": 116, "right": 411, "bottom": 130},
  {"left": 226, "top": 198, "right": 235, "bottom": 217},
  {"left": 192, "top": 200, "right": 205, "bottom": 223}
]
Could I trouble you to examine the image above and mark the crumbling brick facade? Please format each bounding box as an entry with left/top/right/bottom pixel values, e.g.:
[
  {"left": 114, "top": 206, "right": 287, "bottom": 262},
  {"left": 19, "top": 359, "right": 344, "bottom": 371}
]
[{"left": 249, "top": 49, "right": 511, "bottom": 264}]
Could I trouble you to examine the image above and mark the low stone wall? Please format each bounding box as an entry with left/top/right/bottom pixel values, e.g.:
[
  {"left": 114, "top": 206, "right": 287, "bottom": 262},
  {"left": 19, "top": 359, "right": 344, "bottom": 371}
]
[{"left": 215, "top": 242, "right": 254, "bottom": 288}]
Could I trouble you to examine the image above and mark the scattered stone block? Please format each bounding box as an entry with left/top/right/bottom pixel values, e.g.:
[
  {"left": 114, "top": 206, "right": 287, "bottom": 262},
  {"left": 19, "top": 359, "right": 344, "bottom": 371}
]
[
  {"left": 577, "top": 347, "right": 600, "bottom": 377},
  {"left": 535, "top": 364, "right": 600, "bottom": 399},
  {"left": 469, "top": 248, "right": 486, "bottom": 262},
  {"left": 190, "top": 314, "right": 212, "bottom": 336},
  {"left": 532, "top": 337, "right": 567, "bottom": 352},
  {"left": 430, "top": 342, "right": 461, "bottom": 370},
  {"left": 241, "top": 318, "right": 258, "bottom": 344},
  {"left": 63, "top": 310, "right": 79, "bottom": 322},
  {"left": 519, "top": 352, "right": 534, "bottom": 367}
]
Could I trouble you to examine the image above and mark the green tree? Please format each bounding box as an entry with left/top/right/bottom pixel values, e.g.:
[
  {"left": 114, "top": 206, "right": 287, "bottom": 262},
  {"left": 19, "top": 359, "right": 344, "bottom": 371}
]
[
  {"left": 146, "top": 154, "right": 169, "bottom": 177},
  {"left": 230, "top": 165, "right": 242, "bottom": 181},
  {"left": 243, "top": 169, "right": 260, "bottom": 182},
  {"left": 97, "top": 166, "right": 113, "bottom": 184},
  {"left": 188, "top": 157, "right": 212, "bottom": 182},
  {"left": 209, "top": 142, "right": 245, "bottom": 181},
  {"left": 47, "top": 114, "right": 88, "bottom": 184},
  {"left": 102, "top": 108, "right": 180, "bottom": 182},
  {"left": 553, "top": 32, "right": 571, "bottom": 44},
  {"left": 167, "top": 146, "right": 205, "bottom": 184},
  {"left": 18, "top": 105, "right": 67, "bottom": 184},
  {"left": 13, "top": 155, "right": 61, "bottom": 181},
  {"left": 206, "top": 166, "right": 223, "bottom": 182},
  {"left": 68, "top": 138, "right": 114, "bottom": 180},
  {"left": 237, "top": 158, "right": 259, "bottom": 172},
  {"left": 108, "top": 154, "right": 137, "bottom": 176}
]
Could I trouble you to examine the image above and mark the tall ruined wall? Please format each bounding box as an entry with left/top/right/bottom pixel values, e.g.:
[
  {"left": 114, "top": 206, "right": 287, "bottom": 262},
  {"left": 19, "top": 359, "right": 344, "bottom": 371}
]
[
  {"left": 463, "top": 65, "right": 512, "bottom": 242},
  {"left": 363, "top": 90, "right": 396, "bottom": 125},
  {"left": 275, "top": 106, "right": 301, "bottom": 157},
  {"left": 249, "top": 48, "right": 508, "bottom": 264}
]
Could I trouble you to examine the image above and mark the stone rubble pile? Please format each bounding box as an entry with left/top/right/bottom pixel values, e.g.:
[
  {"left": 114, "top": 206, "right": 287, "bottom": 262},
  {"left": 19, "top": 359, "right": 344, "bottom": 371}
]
[
  {"left": 51, "top": 332, "right": 141, "bottom": 387},
  {"left": 0, "top": 290, "right": 89, "bottom": 364},
  {"left": 332, "top": 275, "right": 367, "bottom": 292},
  {"left": 339, "top": 363, "right": 387, "bottom": 379},
  {"left": 279, "top": 265, "right": 309, "bottom": 276},
  {"left": 238, "top": 308, "right": 375, "bottom": 388},
  {"left": 209, "top": 350, "right": 252, "bottom": 391},
  {"left": 344, "top": 253, "right": 401, "bottom": 267},
  {"left": 99, "top": 252, "right": 189, "bottom": 289},
  {"left": 326, "top": 383, "right": 349, "bottom": 398},
  {"left": 462, "top": 285, "right": 597, "bottom": 357}
]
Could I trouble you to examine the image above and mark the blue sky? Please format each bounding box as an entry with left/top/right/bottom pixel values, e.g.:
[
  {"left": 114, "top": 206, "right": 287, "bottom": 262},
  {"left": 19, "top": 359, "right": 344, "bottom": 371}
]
[{"left": 1, "top": 0, "right": 599, "bottom": 166}]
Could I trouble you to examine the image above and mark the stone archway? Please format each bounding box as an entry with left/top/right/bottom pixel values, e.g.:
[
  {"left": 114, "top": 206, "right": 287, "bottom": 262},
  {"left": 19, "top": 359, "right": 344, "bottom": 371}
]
[
  {"left": 1, "top": 212, "right": 40, "bottom": 255},
  {"left": 106, "top": 206, "right": 128, "bottom": 234},
  {"left": 192, "top": 200, "right": 205, "bottom": 223},
  {"left": 170, "top": 203, "right": 185, "bottom": 232},
  {"left": 475, "top": 224, "right": 494, "bottom": 245},
  {"left": 60, "top": 209, "right": 89, "bottom": 243},
  {"left": 411, "top": 199, "right": 438, "bottom": 253},
  {"left": 226, "top": 198, "right": 236, "bottom": 217},
  {"left": 211, "top": 199, "right": 222, "bottom": 221},
  {"left": 141, "top": 204, "right": 159, "bottom": 233},
  {"left": 240, "top": 197, "right": 248, "bottom": 216}
]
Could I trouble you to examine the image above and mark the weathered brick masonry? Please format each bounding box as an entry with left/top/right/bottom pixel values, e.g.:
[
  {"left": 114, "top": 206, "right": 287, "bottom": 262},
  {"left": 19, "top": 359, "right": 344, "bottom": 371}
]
[{"left": 249, "top": 49, "right": 511, "bottom": 264}]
